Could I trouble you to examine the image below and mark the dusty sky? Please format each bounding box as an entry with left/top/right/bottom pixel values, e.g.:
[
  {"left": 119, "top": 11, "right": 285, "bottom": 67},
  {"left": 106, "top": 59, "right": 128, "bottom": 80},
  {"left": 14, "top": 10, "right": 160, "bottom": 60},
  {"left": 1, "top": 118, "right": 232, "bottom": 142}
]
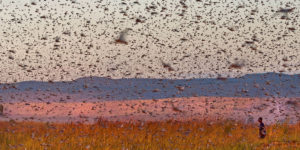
[{"left": 0, "top": 0, "right": 299, "bottom": 83}]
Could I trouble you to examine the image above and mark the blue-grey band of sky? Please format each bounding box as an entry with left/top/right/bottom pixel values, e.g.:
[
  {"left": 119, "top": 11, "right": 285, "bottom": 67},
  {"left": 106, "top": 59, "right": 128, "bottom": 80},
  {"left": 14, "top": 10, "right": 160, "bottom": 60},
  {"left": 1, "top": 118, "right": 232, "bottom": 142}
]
[{"left": 0, "top": 0, "right": 299, "bottom": 83}]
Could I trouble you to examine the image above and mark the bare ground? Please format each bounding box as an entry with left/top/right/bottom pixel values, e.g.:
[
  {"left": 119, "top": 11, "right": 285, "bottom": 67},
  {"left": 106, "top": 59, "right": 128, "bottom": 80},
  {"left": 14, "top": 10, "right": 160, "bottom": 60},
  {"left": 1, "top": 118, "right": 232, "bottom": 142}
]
[{"left": 0, "top": 97, "right": 299, "bottom": 124}]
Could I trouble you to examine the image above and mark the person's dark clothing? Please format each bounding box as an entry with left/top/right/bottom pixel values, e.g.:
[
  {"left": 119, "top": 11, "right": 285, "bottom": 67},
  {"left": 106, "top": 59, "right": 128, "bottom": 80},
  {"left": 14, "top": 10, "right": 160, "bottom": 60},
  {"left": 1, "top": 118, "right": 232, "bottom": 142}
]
[{"left": 259, "top": 122, "right": 266, "bottom": 138}]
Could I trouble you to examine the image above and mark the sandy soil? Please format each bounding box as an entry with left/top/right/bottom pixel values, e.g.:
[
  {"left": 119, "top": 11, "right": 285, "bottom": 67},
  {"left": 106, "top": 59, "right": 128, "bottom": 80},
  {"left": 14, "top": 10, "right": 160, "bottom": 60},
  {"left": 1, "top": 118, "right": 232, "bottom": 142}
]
[{"left": 0, "top": 97, "right": 299, "bottom": 124}]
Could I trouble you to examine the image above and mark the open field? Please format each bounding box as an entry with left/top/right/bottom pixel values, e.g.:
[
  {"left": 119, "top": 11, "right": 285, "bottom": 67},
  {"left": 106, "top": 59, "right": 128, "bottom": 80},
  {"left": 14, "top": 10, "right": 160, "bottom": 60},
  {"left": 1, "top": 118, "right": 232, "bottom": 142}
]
[
  {"left": 0, "top": 120, "right": 300, "bottom": 150},
  {"left": 0, "top": 97, "right": 299, "bottom": 124},
  {"left": 1, "top": 96, "right": 299, "bottom": 149}
]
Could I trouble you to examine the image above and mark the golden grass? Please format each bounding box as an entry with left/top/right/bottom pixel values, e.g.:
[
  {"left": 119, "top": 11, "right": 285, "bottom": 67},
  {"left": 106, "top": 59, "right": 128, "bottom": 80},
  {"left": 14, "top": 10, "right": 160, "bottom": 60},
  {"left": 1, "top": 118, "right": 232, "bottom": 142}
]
[{"left": 0, "top": 119, "right": 299, "bottom": 150}]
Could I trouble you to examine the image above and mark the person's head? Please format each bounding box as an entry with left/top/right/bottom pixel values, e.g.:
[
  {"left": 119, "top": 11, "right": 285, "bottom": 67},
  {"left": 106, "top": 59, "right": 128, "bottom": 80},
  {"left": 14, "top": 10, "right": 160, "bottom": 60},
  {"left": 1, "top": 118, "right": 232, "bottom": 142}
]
[{"left": 258, "top": 117, "right": 263, "bottom": 123}]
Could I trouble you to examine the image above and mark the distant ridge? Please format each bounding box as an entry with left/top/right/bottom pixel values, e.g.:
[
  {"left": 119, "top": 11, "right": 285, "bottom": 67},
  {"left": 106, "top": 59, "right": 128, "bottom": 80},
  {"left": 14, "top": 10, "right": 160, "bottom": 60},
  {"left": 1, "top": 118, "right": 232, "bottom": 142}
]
[{"left": 0, "top": 73, "right": 299, "bottom": 101}]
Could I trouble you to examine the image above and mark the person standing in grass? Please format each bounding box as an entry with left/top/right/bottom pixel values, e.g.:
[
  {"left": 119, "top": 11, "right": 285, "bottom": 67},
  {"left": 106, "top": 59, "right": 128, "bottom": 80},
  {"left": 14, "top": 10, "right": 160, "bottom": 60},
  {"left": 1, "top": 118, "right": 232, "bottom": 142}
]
[{"left": 258, "top": 117, "right": 266, "bottom": 138}]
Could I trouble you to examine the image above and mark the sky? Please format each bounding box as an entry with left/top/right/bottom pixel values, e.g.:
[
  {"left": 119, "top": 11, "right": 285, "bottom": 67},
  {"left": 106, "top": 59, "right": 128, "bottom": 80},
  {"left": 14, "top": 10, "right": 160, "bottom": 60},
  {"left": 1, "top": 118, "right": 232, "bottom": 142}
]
[{"left": 0, "top": 0, "right": 299, "bottom": 83}]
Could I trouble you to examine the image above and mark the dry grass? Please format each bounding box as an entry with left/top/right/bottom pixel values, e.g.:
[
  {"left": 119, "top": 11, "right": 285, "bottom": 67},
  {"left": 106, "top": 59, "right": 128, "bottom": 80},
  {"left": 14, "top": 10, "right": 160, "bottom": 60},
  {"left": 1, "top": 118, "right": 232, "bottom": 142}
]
[{"left": 0, "top": 119, "right": 299, "bottom": 150}]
